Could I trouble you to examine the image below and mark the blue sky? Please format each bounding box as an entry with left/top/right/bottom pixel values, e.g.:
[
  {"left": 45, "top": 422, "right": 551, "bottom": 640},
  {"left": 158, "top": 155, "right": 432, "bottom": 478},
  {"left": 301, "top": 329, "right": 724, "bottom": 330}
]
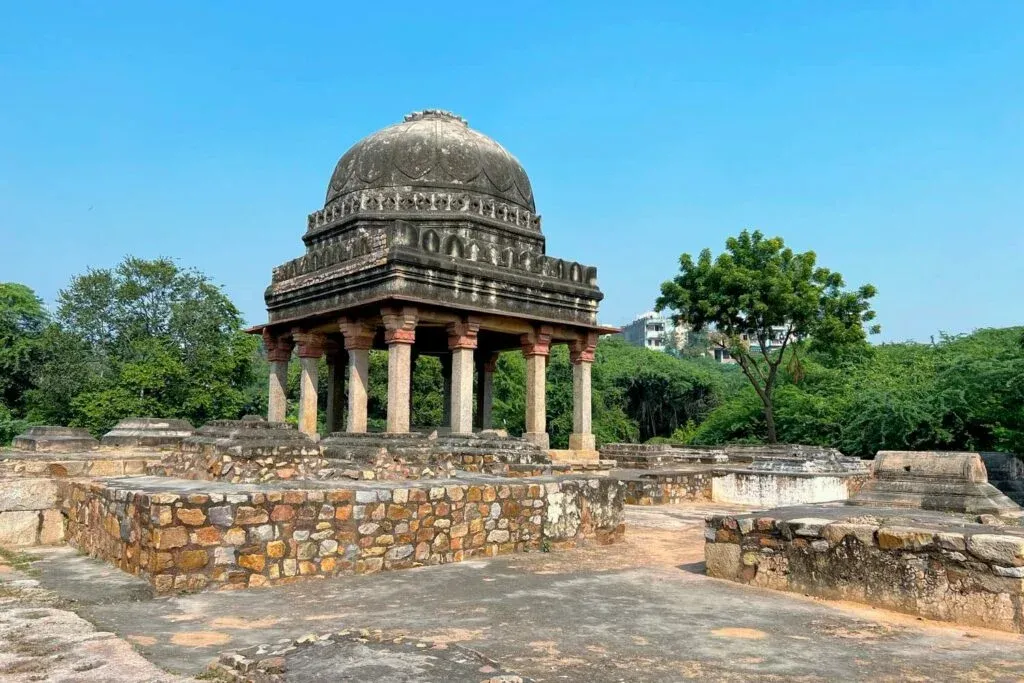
[{"left": 1, "top": 1, "right": 1021, "bottom": 342}]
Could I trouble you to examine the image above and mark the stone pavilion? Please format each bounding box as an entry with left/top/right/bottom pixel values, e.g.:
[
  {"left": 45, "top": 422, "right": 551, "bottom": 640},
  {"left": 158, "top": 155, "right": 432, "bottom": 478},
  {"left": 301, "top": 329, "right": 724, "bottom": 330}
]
[{"left": 254, "top": 110, "right": 615, "bottom": 452}]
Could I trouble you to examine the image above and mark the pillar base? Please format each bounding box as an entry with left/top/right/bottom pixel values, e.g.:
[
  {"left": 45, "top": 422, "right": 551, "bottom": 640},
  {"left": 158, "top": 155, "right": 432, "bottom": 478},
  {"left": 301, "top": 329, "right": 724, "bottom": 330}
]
[
  {"left": 523, "top": 432, "right": 549, "bottom": 449},
  {"left": 569, "top": 433, "right": 596, "bottom": 451}
]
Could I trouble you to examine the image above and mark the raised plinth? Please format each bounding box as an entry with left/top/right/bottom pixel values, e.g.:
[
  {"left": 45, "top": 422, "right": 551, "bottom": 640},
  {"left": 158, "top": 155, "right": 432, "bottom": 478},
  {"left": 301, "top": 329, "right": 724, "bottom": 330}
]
[
  {"left": 156, "top": 419, "right": 323, "bottom": 483},
  {"left": 12, "top": 426, "right": 98, "bottom": 453},
  {"left": 101, "top": 417, "right": 194, "bottom": 448},
  {"left": 61, "top": 474, "right": 625, "bottom": 593},
  {"left": 849, "top": 451, "right": 1021, "bottom": 518}
]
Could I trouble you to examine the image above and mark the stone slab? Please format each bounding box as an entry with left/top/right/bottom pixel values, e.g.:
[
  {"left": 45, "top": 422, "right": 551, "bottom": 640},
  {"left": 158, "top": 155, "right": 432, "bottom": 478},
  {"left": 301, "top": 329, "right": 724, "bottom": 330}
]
[
  {"left": 101, "top": 417, "right": 194, "bottom": 448},
  {"left": 12, "top": 426, "right": 98, "bottom": 453}
]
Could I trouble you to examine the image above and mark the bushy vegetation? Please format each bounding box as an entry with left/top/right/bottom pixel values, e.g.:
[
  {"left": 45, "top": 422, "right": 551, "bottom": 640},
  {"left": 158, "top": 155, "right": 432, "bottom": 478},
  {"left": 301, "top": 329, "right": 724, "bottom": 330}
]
[{"left": 687, "top": 329, "right": 1024, "bottom": 456}]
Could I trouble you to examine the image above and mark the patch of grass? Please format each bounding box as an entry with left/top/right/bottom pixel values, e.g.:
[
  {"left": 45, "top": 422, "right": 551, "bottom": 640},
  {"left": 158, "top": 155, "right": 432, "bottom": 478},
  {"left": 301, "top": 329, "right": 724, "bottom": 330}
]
[
  {"left": 195, "top": 668, "right": 234, "bottom": 681},
  {"left": 0, "top": 546, "right": 37, "bottom": 573}
]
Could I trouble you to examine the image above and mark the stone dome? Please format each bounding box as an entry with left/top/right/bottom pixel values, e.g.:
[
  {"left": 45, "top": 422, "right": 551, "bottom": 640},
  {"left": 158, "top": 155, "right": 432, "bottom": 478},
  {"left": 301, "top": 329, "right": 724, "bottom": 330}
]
[{"left": 324, "top": 110, "right": 535, "bottom": 213}]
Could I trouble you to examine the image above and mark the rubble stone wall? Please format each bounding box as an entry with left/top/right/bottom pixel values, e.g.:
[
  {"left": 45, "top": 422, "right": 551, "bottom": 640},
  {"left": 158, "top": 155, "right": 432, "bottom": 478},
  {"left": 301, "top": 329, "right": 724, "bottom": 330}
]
[
  {"left": 150, "top": 448, "right": 329, "bottom": 484},
  {"left": 62, "top": 476, "right": 625, "bottom": 593},
  {"left": 705, "top": 513, "right": 1024, "bottom": 633},
  {"left": 620, "top": 471, "right": 713, "bottom": 505}
]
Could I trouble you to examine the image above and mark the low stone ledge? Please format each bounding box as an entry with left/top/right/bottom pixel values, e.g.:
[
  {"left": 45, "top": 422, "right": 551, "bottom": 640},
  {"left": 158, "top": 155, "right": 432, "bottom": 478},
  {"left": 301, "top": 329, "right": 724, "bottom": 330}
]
[
  {"left": 61, "top": 474, "right": 625, "bottom": 593},
  {"left": 704, "top": 507, "right": 1024, "bottom": 633}
]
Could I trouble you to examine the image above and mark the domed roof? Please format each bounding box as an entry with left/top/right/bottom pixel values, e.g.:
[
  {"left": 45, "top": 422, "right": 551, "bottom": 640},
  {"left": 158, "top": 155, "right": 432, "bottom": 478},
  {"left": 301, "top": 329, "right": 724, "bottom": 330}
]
[{"left": 325, "top": 110, "right": 535, "bottom": 213}]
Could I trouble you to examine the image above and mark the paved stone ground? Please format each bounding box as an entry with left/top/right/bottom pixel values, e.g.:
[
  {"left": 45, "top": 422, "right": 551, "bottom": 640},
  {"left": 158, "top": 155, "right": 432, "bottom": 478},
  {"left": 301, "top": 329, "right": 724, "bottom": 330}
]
[
  {"left": 7, "top": 503, "right": 1024, "bottom": 681},
  {"left": 0, "top": 554, "right": 186, "bottom": 682}
]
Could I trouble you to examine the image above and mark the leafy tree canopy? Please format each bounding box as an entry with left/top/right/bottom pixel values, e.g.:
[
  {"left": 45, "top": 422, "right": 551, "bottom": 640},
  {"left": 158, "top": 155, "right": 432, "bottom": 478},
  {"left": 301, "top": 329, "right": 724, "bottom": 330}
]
[
  {"left": 657, "top": 229, "right": 878, "bottom": 442},
  {"left": 28, "top": 257, "right": 261, "bottom": 434},
  {"left": 0, "top": 283, "right": 50, "bottom": 414}
]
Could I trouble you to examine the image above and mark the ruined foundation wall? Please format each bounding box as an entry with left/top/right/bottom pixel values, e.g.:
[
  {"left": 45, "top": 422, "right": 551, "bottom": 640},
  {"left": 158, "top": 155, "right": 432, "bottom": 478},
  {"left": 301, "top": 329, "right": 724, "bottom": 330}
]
[
  {"left": 62, "top": 476, "right": 625, "bottom": 593},
  {"left": 705, "top": 513, "right": 1024, "bottom": 634},
  {"left": 620, "top": 471, "right": 713, "bottom": 505}
]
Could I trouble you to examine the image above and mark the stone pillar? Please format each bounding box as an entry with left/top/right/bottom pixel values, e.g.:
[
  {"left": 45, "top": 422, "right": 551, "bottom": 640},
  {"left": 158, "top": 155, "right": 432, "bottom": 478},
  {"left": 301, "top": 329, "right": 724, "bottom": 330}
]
[
  {"left": 382, "top": 306, "right": 418, "bottom": 434},
  {"left": 324, "top": 340, "right": 346, "bottom": 435},
  {"left": 340, "top": 319, "right": 375, "bottom": 434},
  {"left": 409, "top": 350, "right": 419, "bottom": 428},
  {"left": 292, "top": 331, "right": 325, "bottom": 439},
  {"left": 569, "top": 332, "right": 598, "bottom": 452},
  {"left": 521, "top": 326, "right": 553, "bottom": 449},
  {"left": 440, "top": 353, "right": 452, "bottom": 429},
  {"left": 476, "top": 353, "right": 498, "bottom": 430},
  {"left": 447, "top": 319, "right": 480, "bottom": 435},
  {"left": 262, "top": 330, "right": 293, "bottom": 423}
]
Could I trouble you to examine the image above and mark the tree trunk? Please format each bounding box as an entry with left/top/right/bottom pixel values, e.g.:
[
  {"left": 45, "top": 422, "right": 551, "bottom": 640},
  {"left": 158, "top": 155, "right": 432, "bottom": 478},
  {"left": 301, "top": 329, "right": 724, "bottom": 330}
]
[{"left": 763, "top": 401, "right": 777, "bottom": 444}]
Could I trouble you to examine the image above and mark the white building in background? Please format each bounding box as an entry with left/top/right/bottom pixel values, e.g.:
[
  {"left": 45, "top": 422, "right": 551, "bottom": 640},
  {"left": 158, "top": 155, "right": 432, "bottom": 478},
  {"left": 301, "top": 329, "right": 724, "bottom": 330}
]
[
  {"left": 620, "top": 311, "right": 688, "bottom": 352},
  {"left": 710, "top": 326, "right": 793, "bottom": 364}
]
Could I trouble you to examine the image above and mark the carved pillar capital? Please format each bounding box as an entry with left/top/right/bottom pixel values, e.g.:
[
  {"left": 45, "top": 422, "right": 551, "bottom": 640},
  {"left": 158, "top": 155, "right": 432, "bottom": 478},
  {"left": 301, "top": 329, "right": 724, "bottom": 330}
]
[
  {"left": 521, "top": 325, "right": 553, "bottom": 357},
  {"left": 447, "top": 318, "right": 480, "bottom": 350},
  {"left": 262, "top": 329, "right": 294, "bottom": 363},
  {"left": 339, "top": 318, "right": 375, "bottom": 351},
  {"left": 381, "top": 306, "right": 418, "bottom": 345},
  {"left": 292, "top": 330, "right": 326, "bottom": 359},
  {"left": 569, "top": 331, "right": 599, "bottom": 364}
]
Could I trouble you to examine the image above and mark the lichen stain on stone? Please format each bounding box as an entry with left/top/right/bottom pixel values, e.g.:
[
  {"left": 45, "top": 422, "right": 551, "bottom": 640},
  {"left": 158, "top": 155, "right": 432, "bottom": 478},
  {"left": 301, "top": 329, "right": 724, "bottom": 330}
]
[
  {"left": 710, "top": 627, "right": 768, "bottom": 639},
  {"left": 169, "top": 630, "right": 231, "bottom": 647}
]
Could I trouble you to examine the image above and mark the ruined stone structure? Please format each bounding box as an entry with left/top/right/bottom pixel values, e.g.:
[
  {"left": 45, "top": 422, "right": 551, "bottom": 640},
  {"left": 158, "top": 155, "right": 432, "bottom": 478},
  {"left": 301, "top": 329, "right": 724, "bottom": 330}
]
[
  {"left": 706, "top": 508, "right": 1024, "bottom": 634},
  {"left": 100, "top": 417, "right": 194, "bottom": 448},
  {"left": 255, "top": 111, "right": 614, "bottom": 454},
  {"left": 12, "top": 426, "right": 98, "bottom": 453},
  {"left": 849, "top": 451, "right": 1021, "bottom": 518},
  {"left": 606, "top": 443, "right": 870, "bottom": 507}
]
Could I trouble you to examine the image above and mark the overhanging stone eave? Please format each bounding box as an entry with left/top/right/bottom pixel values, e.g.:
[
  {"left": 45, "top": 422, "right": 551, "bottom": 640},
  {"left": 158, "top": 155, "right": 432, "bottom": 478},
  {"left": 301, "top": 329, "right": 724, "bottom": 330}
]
[{"left": 261, "top": 281, "right": 615, "bottom": 336}]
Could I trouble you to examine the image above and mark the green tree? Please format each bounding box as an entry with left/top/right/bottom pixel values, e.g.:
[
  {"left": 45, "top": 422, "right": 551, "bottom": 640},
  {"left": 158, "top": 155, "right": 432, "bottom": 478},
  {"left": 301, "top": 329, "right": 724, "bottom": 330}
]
[
  {"left": 29, "top": 257, "right": 260, "bottom": 434},
  {"left": 0, "top": 283, "right": 50, "bottom": 416},
  {"left": 657, "top": 229, "right": 878, "bottom": 443}
]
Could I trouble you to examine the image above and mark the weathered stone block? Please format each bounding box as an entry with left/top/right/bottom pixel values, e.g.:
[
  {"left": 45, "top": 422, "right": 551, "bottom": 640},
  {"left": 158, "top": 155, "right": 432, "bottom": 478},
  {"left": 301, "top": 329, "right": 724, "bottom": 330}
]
[
  {"left": 967, "top": 534, "right": 1024, "bottom": 567},
  {"left": 0, "top": 511, "right": 39, "bottom": 546},
  {"left": 705, "top": 542, "right": 742, "bottom": 580}
]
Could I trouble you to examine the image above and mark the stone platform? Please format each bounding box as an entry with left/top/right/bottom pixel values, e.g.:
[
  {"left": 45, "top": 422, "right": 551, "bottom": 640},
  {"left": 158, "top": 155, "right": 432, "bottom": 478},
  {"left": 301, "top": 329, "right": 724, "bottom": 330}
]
[
  {"left": 12, "top": 426, "right": 99, "bottom": 452},
  {"left": 61, "top": 474, "right": 624, "bottom": 594},
  {"left": 101, "top": 417, "right": 194, "bottom": 448},
  {"left": 706, "top": 503, "right": 1024, "bottom": 633}
]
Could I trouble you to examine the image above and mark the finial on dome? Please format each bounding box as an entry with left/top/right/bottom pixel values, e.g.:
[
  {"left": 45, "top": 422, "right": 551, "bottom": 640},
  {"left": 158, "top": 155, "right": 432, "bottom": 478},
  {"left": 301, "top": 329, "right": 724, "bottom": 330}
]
[{"left": 404, "top": 109, "right": 468, "bottom": 126}]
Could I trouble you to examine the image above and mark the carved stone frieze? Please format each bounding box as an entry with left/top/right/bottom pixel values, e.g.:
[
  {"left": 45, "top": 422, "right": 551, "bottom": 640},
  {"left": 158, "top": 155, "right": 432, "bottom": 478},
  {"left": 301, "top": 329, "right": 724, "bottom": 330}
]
[{"left": 308, "top": 189, "right": 541, "bottom": 236}]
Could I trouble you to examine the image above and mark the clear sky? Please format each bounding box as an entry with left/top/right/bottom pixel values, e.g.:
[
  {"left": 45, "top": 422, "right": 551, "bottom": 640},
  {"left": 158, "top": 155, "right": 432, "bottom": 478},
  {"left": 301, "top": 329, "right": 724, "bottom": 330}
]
[{"left": 1, "top": 2, "right": 1021, "bottom": 342}]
